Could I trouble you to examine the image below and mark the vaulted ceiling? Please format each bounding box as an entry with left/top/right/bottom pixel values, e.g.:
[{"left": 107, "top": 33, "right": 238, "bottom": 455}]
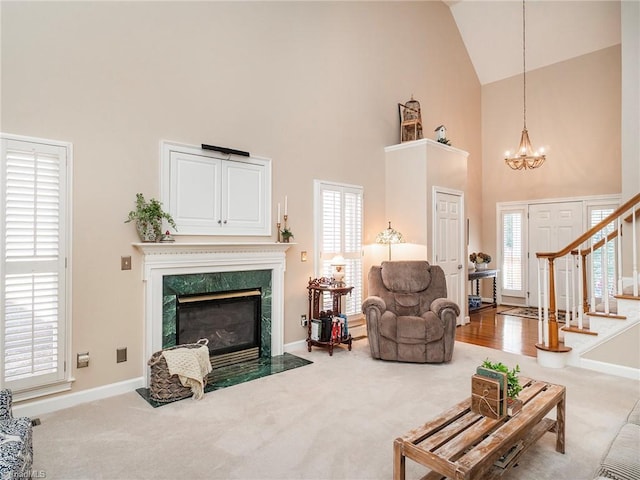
[{"left": 445, "top": 0, "right": 621, "bottom": 85}]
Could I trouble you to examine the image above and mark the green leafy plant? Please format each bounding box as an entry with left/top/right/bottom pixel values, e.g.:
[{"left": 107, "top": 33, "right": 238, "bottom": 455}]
[
  {"left": 125, "top": 193, "right": 176, "bottom": 241},
  {"left": 481, "top": 359, "right": 522, "bottom": 399},
  {"left": 281, "top": 227, "right": 294, "bottom": 240}
]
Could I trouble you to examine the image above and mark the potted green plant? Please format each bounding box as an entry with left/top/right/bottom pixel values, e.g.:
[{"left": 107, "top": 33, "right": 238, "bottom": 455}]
[
  {"left": 281, "top": 227, "right": 294, "bottom": 243},
  {"left": 125, "top": 193, "right": 177, "bottom": 242},
  {"left": 481, "top": 359, "right": 523, "bottom": 415}
]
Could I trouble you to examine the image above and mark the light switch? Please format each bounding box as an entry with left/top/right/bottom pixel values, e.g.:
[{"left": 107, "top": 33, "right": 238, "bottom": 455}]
[
  {"left": 301, "top": 251, "right": 307, "bottom": 262},
  {"left": 121, "top": 256, "right": 132, "bottom": 270}
]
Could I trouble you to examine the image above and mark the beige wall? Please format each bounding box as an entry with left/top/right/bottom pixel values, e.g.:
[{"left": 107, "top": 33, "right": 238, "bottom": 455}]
[
  {"left": 1, "top": 2, "right": 481, "bottom": 394},
  {"left": 480, "top": 46, "right": 622, "bottom": 275}
]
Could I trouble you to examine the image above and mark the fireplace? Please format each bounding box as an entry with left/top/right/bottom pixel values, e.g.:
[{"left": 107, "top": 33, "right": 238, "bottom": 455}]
[
  {"left": 176, "top": 288, "right": 262, "bottom": 368},
  {"left": 134, "top": 242, "right": 291, "bottom": 386}
]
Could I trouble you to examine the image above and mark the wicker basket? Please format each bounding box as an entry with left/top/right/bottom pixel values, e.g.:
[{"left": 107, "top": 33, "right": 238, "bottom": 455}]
[{"left": 148, "top": 339, "right": 209, "bottom": 403}]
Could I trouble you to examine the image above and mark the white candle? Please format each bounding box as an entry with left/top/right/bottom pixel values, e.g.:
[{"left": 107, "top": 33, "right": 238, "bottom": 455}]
[
  {"left": 277, "top": 203, "right": 281, "bottom": 222},
  {"left": 284, "top": 195, "right": 288, "bottom": 215}
]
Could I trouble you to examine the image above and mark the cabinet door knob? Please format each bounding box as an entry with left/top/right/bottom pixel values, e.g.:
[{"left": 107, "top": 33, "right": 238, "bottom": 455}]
[
  {"left": 217, "top": 220, "right": 222, "bottom": 224},
  {"left": 223, "top": 220, "right": 227, "bottom": 224}
]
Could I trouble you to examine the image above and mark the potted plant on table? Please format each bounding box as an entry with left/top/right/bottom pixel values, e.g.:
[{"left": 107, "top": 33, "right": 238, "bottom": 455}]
[
  {"left": 481, "top": 359, "right": 523, "bottom": 415},
  {"left": 125, "top": 193, "right": 177, "bottom": 242},
  {"left": 469, "top": 252, "right": 492, "bottom": 270}
]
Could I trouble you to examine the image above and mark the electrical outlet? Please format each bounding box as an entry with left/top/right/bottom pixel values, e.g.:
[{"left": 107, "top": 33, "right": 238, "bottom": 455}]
[
  {"left": 301, "top": 251, "right": 307, "bottom": 262},
  {"left": 121, "top": 256, "right": 132, "bottom": 270},
  {"left": 77, "top": 352, "right": 89, "bottom": 368},
  {"left": 300, "top": 314, "right": 308, "bottom": 327}
]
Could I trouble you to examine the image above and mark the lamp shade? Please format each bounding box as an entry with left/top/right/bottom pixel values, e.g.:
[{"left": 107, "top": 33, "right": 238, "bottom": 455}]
[{"left": 375, "top": 221, "right": 404, "bottom": 260}]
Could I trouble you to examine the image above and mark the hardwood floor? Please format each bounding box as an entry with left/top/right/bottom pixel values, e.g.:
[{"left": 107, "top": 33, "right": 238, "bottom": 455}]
[{"left": 455, "top": 306, "right": 538, "bottom": 357}]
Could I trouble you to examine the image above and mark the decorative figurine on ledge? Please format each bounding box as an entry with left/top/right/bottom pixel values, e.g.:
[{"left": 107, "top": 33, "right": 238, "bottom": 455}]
[{"left": 434, "top": 125, "right": 451, "bottom": 146}]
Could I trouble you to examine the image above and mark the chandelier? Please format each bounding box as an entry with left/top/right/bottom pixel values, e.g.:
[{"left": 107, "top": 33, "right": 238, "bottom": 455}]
[{"left": 505, "top": 0, "right": 546, "bottom": 170}]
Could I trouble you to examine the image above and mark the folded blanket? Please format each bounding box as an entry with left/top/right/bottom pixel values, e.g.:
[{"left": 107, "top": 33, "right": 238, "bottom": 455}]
[{"left": 162, "top": 345, "right": 212, "bottom": 400}]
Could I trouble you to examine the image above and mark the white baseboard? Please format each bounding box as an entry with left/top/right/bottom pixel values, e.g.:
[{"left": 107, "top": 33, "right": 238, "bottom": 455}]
[
  {"left": 13, "top": 377, "right": 145, "bottom": 419},
  {"left": 579, "top": 358, "right": 640, "bottom": 381},
  {"left": 284, "top": 339, "right": 307, "bottom": 352}
]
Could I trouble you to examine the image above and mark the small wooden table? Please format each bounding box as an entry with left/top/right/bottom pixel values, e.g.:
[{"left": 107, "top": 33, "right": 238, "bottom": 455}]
[
  {"left": 468, "top": 269, "right": 499, "bottom": 312},
  {"left": 394, "top": 377, "right": 565, "bottom": 480},
  {"left": 306, "top": 278, "right": 353, "bottom": 355}
]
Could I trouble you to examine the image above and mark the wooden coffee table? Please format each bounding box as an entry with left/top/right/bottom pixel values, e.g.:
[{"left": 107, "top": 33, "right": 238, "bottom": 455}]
[{"left": 394, "top": 377, "right": 565, "bottom": 480}]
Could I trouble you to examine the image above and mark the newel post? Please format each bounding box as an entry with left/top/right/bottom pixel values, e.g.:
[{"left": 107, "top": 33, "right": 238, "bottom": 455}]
[{"left": 547, "top": 258, "right": 559, "bottom": 349}]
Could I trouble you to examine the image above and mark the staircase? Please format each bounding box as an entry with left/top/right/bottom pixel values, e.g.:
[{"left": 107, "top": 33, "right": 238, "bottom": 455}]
[{"left": 534, "top": 192, "right": 640, "bottom": 378}]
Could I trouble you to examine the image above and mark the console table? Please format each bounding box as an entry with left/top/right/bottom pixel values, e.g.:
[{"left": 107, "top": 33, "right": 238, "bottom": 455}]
[
  {"left": 394, "top": 376, "right": 566, "bottom": 480},
  {"left": 468, "top": 269, "right": 498, "bottom": 312}
]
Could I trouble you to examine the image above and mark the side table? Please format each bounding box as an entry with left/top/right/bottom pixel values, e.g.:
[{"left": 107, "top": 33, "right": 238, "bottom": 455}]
[
  {"left": 468, "top": 268, "right": 499, "bottom": 312},
  {"left": 306, "top": 278, "right": 353, "bottom": 355}
]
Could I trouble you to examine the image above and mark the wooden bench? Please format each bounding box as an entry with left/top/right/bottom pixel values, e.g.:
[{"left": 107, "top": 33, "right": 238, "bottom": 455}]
[{"left": 394, "top": 377, "right": 565, "bottom": 480}]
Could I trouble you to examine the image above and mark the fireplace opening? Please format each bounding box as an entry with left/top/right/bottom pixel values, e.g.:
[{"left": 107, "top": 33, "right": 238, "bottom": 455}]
[{"left": 176, "top": 288, "right": 262, "bottom": 368}]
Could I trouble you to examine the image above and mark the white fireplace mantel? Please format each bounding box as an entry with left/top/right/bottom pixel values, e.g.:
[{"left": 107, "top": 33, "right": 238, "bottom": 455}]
[{"left": 134, "top": 242, "right": 292, "bottom": 384}]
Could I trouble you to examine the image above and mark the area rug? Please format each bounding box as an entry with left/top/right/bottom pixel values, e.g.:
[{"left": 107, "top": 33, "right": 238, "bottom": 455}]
[{"left": 499, "top": 307, "right": 566, "bottom": 323}]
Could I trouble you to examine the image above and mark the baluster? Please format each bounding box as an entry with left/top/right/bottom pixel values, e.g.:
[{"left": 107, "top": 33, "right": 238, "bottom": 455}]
[
  {"left": 577, "top": 249, "right": 584, "bottom": 329},
  {"left": 590, "top": 240, "right": 595, "bottom": 312},
  {"left": 564, "top": 255, "right": 570, "bottom": 326},
  {"left": 617, "top": 217, "right": 623, "bottom": 295},
  {"left": 603, "top": 233, "right": 610, "bottom": 314},
  {"left": 537, "top": 257, "right": 543, "bottom": 344},
  {"left": 571, "top": 254, "right": 577, "bottom": 327},
  {"left": 634, "top": 205, "right": 638, "bottom": 297}
]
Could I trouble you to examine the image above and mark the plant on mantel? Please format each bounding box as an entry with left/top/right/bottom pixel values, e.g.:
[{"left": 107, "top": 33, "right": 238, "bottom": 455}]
[{"left": 125, "top": 193, "right": 177, "bottom": 242}]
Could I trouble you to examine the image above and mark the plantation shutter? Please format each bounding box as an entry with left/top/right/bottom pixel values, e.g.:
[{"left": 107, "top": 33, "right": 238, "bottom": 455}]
[
  {"left": 316, "top": 181, "right": 363, "bottom": 317},
  {"left": 1, "top": 137, "right": 69, "bottom": 393},
  {"left": 501, "top": 209, "right": 525, "bottom": 297},
  {"left": 589, "top": 207, "right": 616, "bottom": 299}
]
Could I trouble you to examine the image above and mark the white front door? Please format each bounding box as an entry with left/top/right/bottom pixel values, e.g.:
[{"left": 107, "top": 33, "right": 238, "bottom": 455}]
[
  {"left": 433, "top": 189, "right": 465, "bottom": 325},
  {"left": 528, "top": 202, "right": 583, "bottom": 307}
]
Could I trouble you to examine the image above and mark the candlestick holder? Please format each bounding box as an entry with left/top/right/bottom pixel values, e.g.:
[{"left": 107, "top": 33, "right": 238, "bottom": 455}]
[{"left": 276, "top": 222, "right": 282, "bottom": 243}]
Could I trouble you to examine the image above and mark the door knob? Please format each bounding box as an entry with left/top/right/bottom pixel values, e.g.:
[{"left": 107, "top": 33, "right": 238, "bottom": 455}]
[{"left": 458, "top": 264, "right": 463, "bottom": 269}]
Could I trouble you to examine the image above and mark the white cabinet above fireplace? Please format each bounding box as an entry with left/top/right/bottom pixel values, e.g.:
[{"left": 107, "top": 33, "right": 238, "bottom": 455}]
[{"left": 161, "top": 141, "right": 271, "bottom": 236}]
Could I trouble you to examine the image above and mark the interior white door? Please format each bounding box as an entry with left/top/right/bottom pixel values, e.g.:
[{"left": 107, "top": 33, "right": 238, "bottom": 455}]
[
  {"left": 434, "top": 190, "right": 465, "bottom": 325},
  {"left": 528, "top": 202, "right": 583, "bottom": 308}
]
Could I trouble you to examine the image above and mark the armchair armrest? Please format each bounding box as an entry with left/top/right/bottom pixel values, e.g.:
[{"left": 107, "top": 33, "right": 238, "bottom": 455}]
[
  {"left": 431, "top": 298, "right": 460, "bottom": 318},
  {"left": 362, "top": 295, "right": 386, "bottom": 315}
]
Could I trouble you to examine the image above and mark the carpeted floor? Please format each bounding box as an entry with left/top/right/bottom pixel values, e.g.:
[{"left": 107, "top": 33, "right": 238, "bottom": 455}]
[{"left": 31, "top": 338, "right": 639, "bottom": 480}]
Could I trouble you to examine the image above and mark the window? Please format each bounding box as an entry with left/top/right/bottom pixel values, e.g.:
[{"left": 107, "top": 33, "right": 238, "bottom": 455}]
[
  {"left": 313, "top": 180, "right": 363, "bottom": 318},
  {"left": 588, "top": 205, "right": 617, "bottom": 299},
  {"left": 1, "top": 134, "right": 72, "bottom": 398},
  {"left": 500, "top": 207, "right": 526, "bottom": 298}
]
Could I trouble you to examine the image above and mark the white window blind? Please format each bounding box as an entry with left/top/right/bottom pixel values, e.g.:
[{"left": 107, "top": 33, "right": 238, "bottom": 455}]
[
  {"left": 314, "top": 181, "right": 363, "bottom": 317},
  {"left": 500, "top": 208, "right": 526, "bottom": 298},
  {"left": 589, "top": 207, "right": 616, "bottom": 299},
  {"left": 1, "top": 136, "right": 70, "bottom": 395}
]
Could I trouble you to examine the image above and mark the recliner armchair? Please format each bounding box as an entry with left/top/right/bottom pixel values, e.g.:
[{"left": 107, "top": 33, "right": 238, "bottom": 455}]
[
  {"left": 362, "top": 261, "right": 460, "bottom": 363},
  {"left": 0, "top": 389, "right": 33, "bottom": 480}
]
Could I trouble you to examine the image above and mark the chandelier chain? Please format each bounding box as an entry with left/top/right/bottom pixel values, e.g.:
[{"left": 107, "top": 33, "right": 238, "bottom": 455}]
[{"left": 522, "top": 0, "right": 527, "bottom": 129}]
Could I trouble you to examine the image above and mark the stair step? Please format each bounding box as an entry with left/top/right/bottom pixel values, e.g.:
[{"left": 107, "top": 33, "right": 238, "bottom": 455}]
[
  {"left": 562, "top": 325, "right": 598, "bottom": 336},
  {"left": 588, "top": 311, "right": 627, "bottom": 320},
  {"left": 614, "top": 294, "right": 640, "bottom": 301}
]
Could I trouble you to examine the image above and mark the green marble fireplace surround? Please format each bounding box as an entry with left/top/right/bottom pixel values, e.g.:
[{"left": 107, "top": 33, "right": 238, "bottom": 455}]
[{"left": 163, "top": 269, "right": 273, "bottom": 357}]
